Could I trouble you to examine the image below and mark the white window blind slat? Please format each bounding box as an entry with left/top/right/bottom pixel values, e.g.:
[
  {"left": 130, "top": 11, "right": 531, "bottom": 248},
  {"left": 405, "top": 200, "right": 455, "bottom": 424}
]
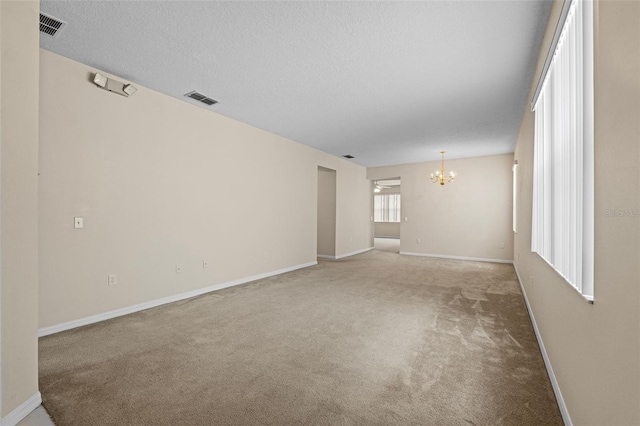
[
  {"left": 374, "top": 194, "right": 401, "bottom": 223},
  {"left": 531, "top": 0, "right": 593, "bottom": 300}
]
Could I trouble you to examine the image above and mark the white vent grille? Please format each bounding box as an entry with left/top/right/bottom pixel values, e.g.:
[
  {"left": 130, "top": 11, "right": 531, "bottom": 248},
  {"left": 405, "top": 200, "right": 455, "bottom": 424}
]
[
  {"left": 40, "top": 13, "right": 66, "bottom": 37},
  {"left": 185, "top": 91, "right": 218, "bottom": 106}
]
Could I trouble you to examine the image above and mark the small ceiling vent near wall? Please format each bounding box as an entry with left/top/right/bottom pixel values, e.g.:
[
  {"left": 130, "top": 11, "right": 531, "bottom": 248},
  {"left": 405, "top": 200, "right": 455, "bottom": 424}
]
[
  {"left": 40, "top": 13, "right": 66, "bottom": 37},
  {"left": 185, "top": 91, "right": 218, "bottom": 106},
  {"left": 343, "top": 155, "right": 355, "bottom": 159}
]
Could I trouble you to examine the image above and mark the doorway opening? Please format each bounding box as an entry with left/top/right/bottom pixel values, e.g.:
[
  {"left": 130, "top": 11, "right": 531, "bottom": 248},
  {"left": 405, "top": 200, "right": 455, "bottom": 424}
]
[
  {"left": 373, "top": 178, "right": 401, "bottom": 254},
  {"left": 317, "top": 167, "right": 337, "bottom": 259}
]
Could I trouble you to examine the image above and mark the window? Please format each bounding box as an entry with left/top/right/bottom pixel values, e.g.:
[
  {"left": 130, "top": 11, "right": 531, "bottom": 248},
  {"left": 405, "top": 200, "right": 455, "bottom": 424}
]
[
  {"left": 374, "top": 194, "right": 401, "bottom": 223},
  {"left": 531, "top": 0, "right": 594, "bottom": 300},
  {"left": 513, "top": 162, "right": 518, "bottom": 234}
]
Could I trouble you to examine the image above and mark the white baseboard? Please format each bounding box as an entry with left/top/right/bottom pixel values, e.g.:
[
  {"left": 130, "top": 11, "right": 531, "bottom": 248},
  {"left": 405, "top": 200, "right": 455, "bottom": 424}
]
[
  {"left": 316, "top": 254, "right": 336, "bottom": 260},
  {"left": 2, "top": 392, "right": 42, "bottom": 426},
  {"left": 399, "top": 251, "right": 513, "bottom": 264},
  {"left": 336, "top": 247, "right": 374, "bottom": 259},
  {"left": 513, "top": 264, "right": 572, "bottom": 426},
  {"left": 39, "top": 261, "right": 318, "bottom": 337},
  {"left": 317, "top": 247, "right": 374, "bottom": 261}
]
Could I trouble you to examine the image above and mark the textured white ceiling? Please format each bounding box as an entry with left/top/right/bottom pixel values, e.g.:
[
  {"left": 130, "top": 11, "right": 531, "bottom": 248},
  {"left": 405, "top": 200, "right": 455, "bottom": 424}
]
[{"left": 40, "top": 0, "right": 552, "bottom": 167}]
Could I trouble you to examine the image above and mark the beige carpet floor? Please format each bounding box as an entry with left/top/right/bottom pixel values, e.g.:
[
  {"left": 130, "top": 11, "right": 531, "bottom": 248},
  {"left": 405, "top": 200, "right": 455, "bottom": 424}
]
[{"left": 39, "top": 250, "right": 563, "bottom": 425}]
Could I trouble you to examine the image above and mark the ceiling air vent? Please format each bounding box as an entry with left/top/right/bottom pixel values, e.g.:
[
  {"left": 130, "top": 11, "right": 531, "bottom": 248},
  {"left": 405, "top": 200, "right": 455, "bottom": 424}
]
[
  {"left": 185, "top": 91, "right": 218, "bottom": 106},
  {"left": 40, "top": 13, "right": 66, "bottom": 37},
  {"left": 343, "top": 155, "right": 355, "bottom": 159}
]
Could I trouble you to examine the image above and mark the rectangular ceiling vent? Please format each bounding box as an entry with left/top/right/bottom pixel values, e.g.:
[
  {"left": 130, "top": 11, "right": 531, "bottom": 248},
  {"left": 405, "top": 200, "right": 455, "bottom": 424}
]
[
  {"left": 40, "top": 13, "right": 66, "bottom": 37},
  {"left": 343, "top": 154, "right": 355, "bottom": 159},
  {"left": 185, "top": 91, "right": 218, "bottom": 106}
]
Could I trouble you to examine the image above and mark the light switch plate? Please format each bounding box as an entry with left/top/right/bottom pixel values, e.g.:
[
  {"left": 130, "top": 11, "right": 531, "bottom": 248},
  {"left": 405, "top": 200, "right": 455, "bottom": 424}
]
[{"left": 74, "top": 217, "right": 84, "bottom": 229}]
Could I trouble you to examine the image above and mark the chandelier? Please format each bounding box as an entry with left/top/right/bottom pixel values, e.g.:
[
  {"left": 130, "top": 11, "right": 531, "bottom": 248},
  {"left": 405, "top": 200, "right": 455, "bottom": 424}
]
[{"left": 430, "top": 151, "right": 455, "bottom": 186}]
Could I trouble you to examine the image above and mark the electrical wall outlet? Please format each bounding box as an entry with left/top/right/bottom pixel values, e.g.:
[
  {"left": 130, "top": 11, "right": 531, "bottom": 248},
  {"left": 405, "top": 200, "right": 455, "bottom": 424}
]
[
  {"left": 108, "top": 275, "right": 117, "bottom": 286},
  {"left": 416, "top": 238, "right": 421, "bottom": 244},
  {"left": 500, "top": 242, "right": 505, "bottom": 249},
  {"left": 176, "top": 265, "right": 183, "bottom": 274}
]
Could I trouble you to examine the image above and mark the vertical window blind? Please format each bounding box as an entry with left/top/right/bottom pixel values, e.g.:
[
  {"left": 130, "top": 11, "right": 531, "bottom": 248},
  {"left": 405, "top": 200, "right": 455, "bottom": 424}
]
[
  {"left": 531, "top": 0, "right": 594, "bottom": 300},
  {"left": 513, "top": 162, "right": 518, "bottom": 234},
  {"left": 374, "top": 194, "right": 401, "bottom": 223}
]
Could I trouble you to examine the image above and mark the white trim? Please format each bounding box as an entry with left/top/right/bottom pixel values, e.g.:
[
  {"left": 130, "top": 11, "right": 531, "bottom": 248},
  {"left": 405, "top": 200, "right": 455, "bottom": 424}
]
[
  {"left": 399, "top": 251, "right": 513, "bottom": 264},
  {"left": 317, "top": 247, "right": 374, "bottom": 261},
  {"left": 39, "top": 261, "right": 317, "bottom": 337},
  {"left": 1, "top": 392, "right": 42, "bottom": 426},
  {"left": 513, "top": 265, "right": 572, "bottom": 426},
  {"left": 316, "top": 254, "right": 336, "bottom": 260},
  {"left": 335, "top": 247, "right": 374, "bottom": 259}
]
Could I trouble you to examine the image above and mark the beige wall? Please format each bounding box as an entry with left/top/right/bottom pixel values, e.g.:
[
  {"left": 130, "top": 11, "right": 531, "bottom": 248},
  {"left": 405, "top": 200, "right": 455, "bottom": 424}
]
[
  {"left": 335, "top": 163, "right": 374, "bottom": 256},
  {"left": 368, "top": 154, "right": 513, "bottom": 261},
  {"left": 1, "top": 0, "right": 40, "bottom": 418},
  {"left": 513, "top": 1, "right": 640, "bottom": 424},
  {"left": 374, "top": 222, "right": 400, "bottom": 238},
  {"left": 38, "top": 50, "right": 373, "bottom": 329},
  {"left": 317, "top": 167, "right": 336, "bottom": 257}
]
